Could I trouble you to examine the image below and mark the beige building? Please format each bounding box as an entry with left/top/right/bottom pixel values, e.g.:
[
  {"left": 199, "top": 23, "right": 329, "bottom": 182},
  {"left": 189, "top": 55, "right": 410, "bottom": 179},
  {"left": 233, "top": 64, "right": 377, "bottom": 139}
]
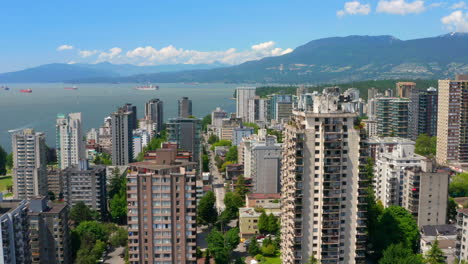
[
  {"left": 402, "top": 159, "right": 449, "bottom": 226},
  {"left": 396, "top": 82, "right": 416, "bottom": 98},
  {"left": 127, "top": 148, "right": 197, "bottom": 264},
  {"left": 246, "top": 193, "right": 280, "bottom": 207},
  {"left": 239, "top": 204, "right": 281, "bottom": 240},
  {"left": 362, "top": 119, "right": 377, "bottom": 138},
  {"left": 436, "top": 75, "right": 468, "bottom": 165},
  {"left": 281, "top": 88, "right": 368, "bottom": 264}
]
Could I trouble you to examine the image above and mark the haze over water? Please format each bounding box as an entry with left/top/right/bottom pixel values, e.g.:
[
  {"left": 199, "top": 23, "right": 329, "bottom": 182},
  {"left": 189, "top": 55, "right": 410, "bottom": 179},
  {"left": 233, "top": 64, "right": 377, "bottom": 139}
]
[{"left": 0, "top": 83, "right": 237, "bottom": 151}]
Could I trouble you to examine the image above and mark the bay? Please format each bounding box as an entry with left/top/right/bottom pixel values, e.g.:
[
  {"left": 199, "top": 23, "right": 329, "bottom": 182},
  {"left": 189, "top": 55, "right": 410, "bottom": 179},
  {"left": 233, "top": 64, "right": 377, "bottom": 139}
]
[{"left": 0, "top": 83, "right": 238, "bottom": 152}]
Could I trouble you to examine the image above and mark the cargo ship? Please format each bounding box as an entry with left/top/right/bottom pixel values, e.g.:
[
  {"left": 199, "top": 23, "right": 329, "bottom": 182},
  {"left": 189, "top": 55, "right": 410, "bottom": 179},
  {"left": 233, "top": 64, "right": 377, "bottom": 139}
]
[
  {"left": 135, "top": 84, "right": 159, "bottom": 91},
  {"left": 64, "top": 85, "right": 78, "bottom": 90},
  {"left": 1, "top": 85, "right": 9, "bottom": 91},
  {"left": 20, "top": 88, "right": 32, "bottom": 93}
]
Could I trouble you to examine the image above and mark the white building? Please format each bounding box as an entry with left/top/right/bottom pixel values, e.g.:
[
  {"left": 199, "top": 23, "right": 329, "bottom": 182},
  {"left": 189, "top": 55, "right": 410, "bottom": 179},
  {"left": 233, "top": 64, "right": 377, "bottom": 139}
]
[
  {"left": 457, "top": 209, "right": 468, "bottom": 261},
  {"left": 12, "top": 129, "right": 48, "bottom": 200},
  {"left": 86, "top": 128, "right": 99, "bottom": 144},
  {"left": 132, "top": 129, "right": 151, "bottom": 158},
  {"left": 232, "top": 127, "right": 255, "bottom": 146},
  {"left": 236, "top": 87, "right": 256, "bottom": 121},
  {"left": 420, "top": 225, "right": 457, "bottom": 264},
  {"left": 363, "top": 119, "right": 378, "bottom": 138},
  {"left": 211, "top": 107, "right": 228, "bottom": 129},
  {"left": 374, "top": 142, "right": 425, "bottom": 207},
  {"left": 281, "top": 89, "right": 368, "bottom": 264},
  {"left": 248, "top": 97, "right": 268, "bottom": 123},
  {"left": 56, "top": 112, "right": 85, "bottom": 169}
]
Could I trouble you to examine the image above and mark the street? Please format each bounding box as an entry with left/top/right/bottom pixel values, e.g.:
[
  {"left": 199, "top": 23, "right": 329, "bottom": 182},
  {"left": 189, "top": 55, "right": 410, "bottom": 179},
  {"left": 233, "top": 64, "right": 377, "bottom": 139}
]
[{"left": 208, "top": 148, "right": 226, "bottom": 213}]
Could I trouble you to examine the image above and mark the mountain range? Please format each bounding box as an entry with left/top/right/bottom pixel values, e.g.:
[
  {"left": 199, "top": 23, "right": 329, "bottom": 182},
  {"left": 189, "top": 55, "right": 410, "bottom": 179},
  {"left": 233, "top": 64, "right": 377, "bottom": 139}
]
[{"left": 2, "top": 33, "right": 468, "bottom": 84}]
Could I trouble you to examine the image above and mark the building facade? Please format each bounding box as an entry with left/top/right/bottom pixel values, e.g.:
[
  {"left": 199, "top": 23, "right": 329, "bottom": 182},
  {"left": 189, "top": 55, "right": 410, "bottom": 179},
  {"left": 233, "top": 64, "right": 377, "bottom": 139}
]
[
  {"left": 28, "top": 197, "right": 71, "bottom": 264},
  {"left": 56, "top": 112, "right": 85, "bottom": 169},
  {"left": 127, "top": 154, "right": 197, "bottom": 264},
  {"left": 0, "top": 199, "right": 31, "bottom": 264},
  {"left": 236, "top": 87, "right": 256, "bottom": 121},
  {"left": 62, "top": 162, "right": 107, "bottom": 216},
  {"left": 376, "top": 97, "right": 410, "bottom": 138},
  {"left": 408, "top": 87, "right": 438, "bottom": 141},
  {"left": 111, "top": 107, "right": 135, "bottom": 165},
  {"left": 436, "top": 75, "right": 468, "bottom": 165},
  {"left": 12, "top": 129, "right": 48, "bottom": 200},
  {"left": 232, "top": 127, "right": 254, "bottom": 146},
  {"left": 166, "top": 117, "right": 201, "bottom": 161},
  {"left": 178, "top": 97, "right": 193, "bottom": 118},
  {"left": 145, "top": 98, "right": 164, "bottom": 133},
  {"left": 396, "top": 82, "right": 416, "bottom": 98},
  {"left": 281, "top": 90, "right": 368, "bottom": 264}
]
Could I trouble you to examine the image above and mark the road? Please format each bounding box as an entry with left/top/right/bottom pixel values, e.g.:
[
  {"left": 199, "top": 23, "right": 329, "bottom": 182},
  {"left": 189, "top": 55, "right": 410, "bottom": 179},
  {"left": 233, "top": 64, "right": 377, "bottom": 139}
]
[
  {"left": 104, "top": 246, "right": 124, "bottom": 264},
  {"left": 208, "top": 146, "right": 226, "bottom": 213}
]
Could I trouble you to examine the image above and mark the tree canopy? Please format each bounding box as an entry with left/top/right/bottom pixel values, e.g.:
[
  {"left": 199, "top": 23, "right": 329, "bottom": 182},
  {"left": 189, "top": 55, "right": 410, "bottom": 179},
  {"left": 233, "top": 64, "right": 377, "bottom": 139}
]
[
  {"left": 424, "top": 238, "right": 445, "bottom": 264},
  {"left": 415, "top": 134, "right": 436, "bottom": 157},
  {"left": 379, "top": 243, "right": 424, "bottom": 264},
  {"left": 449, "top": 172, "right": 468, "bottom": 197},
  {"left": 70, "top": 202, "right": 99, "bottom": 225},
  {"left": 211, "top": 140, "right": 232, "bottom": 151},
  {"left": 198, "top": 191, "right": 218, "bottom": 225},
  {"left": 0, "top": 145, "right": 7, "bottom": 175},
  {"left": 225, "top": 146, "right": 238, "bottom": 163}
]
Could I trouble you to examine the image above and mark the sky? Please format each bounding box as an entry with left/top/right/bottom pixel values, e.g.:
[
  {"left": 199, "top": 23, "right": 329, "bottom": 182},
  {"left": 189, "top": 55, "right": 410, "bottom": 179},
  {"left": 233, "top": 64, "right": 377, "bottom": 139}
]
[{"left": 1, "top": 0, "right": 468, "bottom": 72}]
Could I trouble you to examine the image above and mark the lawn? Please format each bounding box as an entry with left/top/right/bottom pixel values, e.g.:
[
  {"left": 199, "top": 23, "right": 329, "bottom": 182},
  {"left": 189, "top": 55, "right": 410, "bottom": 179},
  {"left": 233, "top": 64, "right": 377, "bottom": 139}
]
[
  {"left": 263, "top": 256, "right": 281, "bottom": 264},
  {"left": 0, "top": 176, "right": 13, "bottom": 192}
]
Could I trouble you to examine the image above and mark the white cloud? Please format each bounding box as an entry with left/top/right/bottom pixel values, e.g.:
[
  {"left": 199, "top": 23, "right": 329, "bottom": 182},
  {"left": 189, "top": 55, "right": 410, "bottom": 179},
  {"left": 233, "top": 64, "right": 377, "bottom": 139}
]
[
  {"left": 122, "top": 41, "right": 293, "bottom": 65},
  {"left": 79, "top": 50, "right": 98, "bottom": 58},
  {"left": 57, "top": 45, "right": 74, "bottom": 51},
  {"left": 337, "top": 1, "right": 371, "bottom": 17},
  {"left": 441, "top": 10, "right": 468, "bottom": 31},
  {"left": 377, "top": 0, "right": 426, "bottom": 15},
  {"left": 96, "top": 47, "right": 123, "bottom": 62},
  {"left": 451, "top": 1, "right": 468, "bottom": 9}
]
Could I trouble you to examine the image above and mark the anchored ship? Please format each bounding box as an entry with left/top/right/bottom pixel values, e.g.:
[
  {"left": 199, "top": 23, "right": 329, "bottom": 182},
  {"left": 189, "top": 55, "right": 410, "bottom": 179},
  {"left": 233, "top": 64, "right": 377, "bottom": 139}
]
[
  {"left": 64, "top": 85, "right": 78, "bottom": 90},
  {"left": 20, "top": 88, "right": 32, "bottom": 93},
  {"left": 135, "top": 84, "right": 159, "bottom": 91}
]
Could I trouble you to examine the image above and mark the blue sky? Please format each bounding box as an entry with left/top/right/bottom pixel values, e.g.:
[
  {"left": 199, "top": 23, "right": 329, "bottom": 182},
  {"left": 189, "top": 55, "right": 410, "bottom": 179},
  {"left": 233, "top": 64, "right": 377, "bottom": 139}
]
[{"left": 1, "top": 0, "right": 468, "bottom": 72}]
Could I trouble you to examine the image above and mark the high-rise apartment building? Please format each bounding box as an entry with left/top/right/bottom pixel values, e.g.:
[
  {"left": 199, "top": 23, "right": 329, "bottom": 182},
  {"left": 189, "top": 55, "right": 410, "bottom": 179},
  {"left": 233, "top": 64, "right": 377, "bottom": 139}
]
[
  {"left": 28, "top": 197, "right": 71, "bottom": 264},
  {"left": 0, "top": 199, "right": 31, "bottom": 264},
  {"left": 408, "top": 87, "right": 438, "bottom": 140},
  {"left": 456, "top": 208, "right": 468, "bottom": 260},
  {"left": 211, "top": 107, "right": 228, "bottom": 128},
  {"left": 402, "top": 159, "right": 449, "bottom": 226},
  {"left": 127, "top": 150, "right": 197, "bottom": 264},
  {"left": 62, "top": 161, "right": 107, "bottom": 216},
  {"left": 166, "top": 117, "right": 201, "bottom": 161},
  {"left": 248, "top": 97, "right": 268, "bottom": 123},
  {"left": 178, "top": 97, "right": 193, "bottom": 118},
  {"left": 236, "top": 87, "right": 256, "bottom": 121},
  {"left": 12, "top": 129, "right": 47, "bottom": 200},
  {"left": 111, "top": 107, "right": 134, "bottom": 165},
  {"left": 396, "top": 82, "right": 416, "bottom": 98},
  {"left": 242, "top": 130, "right": 281, "bottom": 194},
  {"left": 47, "top": 167, "right": 63, "bottom": 199},
  {"left": 123, "top": 103, "right": 138, "bottom": 130},
  {"left": 367, "top": 87, "right": 378, "bottom": 100},
  {"left": 145, "top": 98, "right": 164, "bottom": 133},
  {"left": 436, "top": 75, "right": 468, "bottom": 165},
  {"left": 56, "top": 112, "right": 85, "bottom": 169},
  {"left": 281, "top": 89, "right": 368, "bottom": 264},
  {"left": 376, "top": 97, "right": 410, "bottom": 138}
]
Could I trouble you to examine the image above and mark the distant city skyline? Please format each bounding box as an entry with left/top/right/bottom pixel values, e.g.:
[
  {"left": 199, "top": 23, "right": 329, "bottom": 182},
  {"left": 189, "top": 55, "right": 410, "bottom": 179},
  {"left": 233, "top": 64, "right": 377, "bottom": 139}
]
[{"left": 1, "top": 0, "right": 468, "bottom": 72}]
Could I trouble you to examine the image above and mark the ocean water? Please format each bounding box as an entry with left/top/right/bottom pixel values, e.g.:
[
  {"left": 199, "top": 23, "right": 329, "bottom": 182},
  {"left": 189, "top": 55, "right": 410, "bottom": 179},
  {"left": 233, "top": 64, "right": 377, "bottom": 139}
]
[{"left": 0, "top": 83, "right": 238, "bottom": 151}]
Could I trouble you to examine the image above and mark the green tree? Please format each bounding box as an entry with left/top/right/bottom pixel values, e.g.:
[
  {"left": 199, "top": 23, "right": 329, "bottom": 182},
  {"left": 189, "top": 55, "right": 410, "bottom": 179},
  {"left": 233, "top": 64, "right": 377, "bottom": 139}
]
[
  {"left": 202, "top": 154, "right": 210, "bottom": 172},
  {"left": 374, "top": 206, "right": 420, "bottom": 257},
  {"left": 0, "top": 145, "right": 7, "bottom": 175},
  {"left": 220, "top": 161, "right": 233, "bottom": 173},
  {"left": 225, "top": 227, "right": 240, "bottom": 250},
  {"left": 248, "top": 238, "right": 261, "bottom": 256},
  {"left": 210, "top": 140, "right": 232, "bottom": 151},
  {"left": 258, "top": 211, "right": 269, "bottom": 234},
  {"left": 109, "top": 227, "right": 128, "bottom": 247},
  {"left": 47, "top": 191, "right": 56, "bottom": 201},
  {"left": 207, "top": 229, "right": 230, "bottom": 264},
  {"left": 424, "top": 238, "right": 445, "bottom": 264},
  {"left": 202, "top": 114, "right": 212, "bottom": 132},
  {"left": 234, "top": 174, "right": 248, "bottom": 199},
  {"left": 261, "top": 244, "right": 276, "bottom": 256},
  {"left": 267, "top": 129, "right": 283, "bottom": 143},
  {"left": 379, "top": 244, "right": 424, "bottom": 264},
  {"left": 198, "top": 191, "right": 218, "bottom": 225},
  {"left": 5, "top": 153, "right": 13, "bottom": 169},
  {"left": 450, "top": 172, "right": 468, "bottom": 197},
  {"left": 109, "top": 192, "right": 127, "bottom": 224},
  {"left": 225, "top": 146, "right": 238, "bottom": 163},
  {"left": 415, "top": 134, "right": 437, "bottom": 157},
  {"left": 243, "top": 122, "right": 260, "bottom": 134},
  {"left": 267, "top": 213, "right": 280, "bottom": 234},
  {"left": 448, "top": 197, "right": 458, "bottom": 222},
  {"left": 70, "top": 202, "right": 97, "bottom": 225},
  {"left": 208, "top": 134, "right": 219, "bottom": 144},
  {"left": 75, "top": 221, "right": 111, "bottom": 244},
  {"left": 223, "top": 191, "right": 244, "bottom": 220},
  {"left": 307, "top": 256, "right": 318, "bottom": 264}
]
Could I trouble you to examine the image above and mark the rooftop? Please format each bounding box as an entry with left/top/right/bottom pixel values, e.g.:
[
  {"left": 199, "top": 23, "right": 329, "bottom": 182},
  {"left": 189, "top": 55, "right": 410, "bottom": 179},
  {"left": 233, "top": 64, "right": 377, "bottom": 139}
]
[
  {"left": 129, "top": 161, "right": 197, "bottom": 171},
  {"left": 368, "top": 137, "right": 414, "bottom": 144},
  {"left": 454, "top": 197, "right": 468, "bottom": 208},
  {"left": 247, "top": 193, "right": 281, "bottom": 200},
  {"left": 239, "top": 205, "right": 281, "bottom": 218},
  {"left": 421, "top": 225, "right": 457, "bottom": 237}
]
